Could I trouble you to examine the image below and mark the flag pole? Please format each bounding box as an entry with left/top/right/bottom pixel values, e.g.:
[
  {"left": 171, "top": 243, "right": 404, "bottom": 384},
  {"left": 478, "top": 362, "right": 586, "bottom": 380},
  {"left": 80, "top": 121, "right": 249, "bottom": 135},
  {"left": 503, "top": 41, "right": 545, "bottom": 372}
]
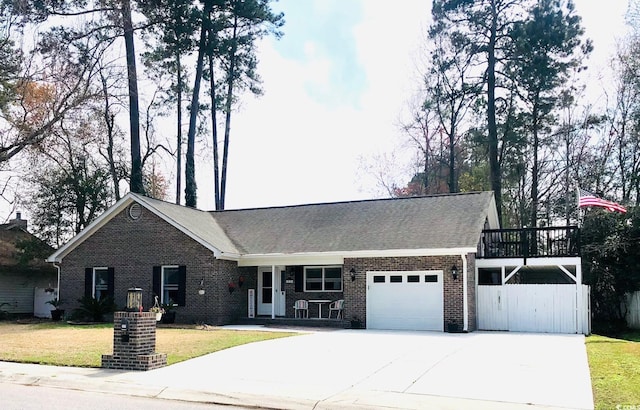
[{"left": 576, "top": 186, "right": 582, "bottom": 228}]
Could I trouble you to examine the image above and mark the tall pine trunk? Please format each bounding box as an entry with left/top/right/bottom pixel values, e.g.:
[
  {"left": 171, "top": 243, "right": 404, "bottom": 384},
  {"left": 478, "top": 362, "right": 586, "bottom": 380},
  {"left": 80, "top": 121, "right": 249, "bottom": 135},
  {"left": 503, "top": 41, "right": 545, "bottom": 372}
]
[
  {"left": 530, "top": 101, "right": 540, "bottom": 229},
  {"left": 219, "top": 14, "right": 238, "bottom": 210},
  {"left": 185, "top": 2, "right": 213, "bottom": 208},
  {"left": 175, "top": 51, "right": 183, "bottom": 205},
  {"left": 448, "top": 110, "right": 457, "bottom": 193},
  {"left": 208, "top": 42, "right": 221, "bottom": 210},
  {"left": 100, "top": 70, "right": 120, "bottom": 201},
  {"left": 122, "top": 0, "right": 143, "bottom": 194},
  {"left": 487, "top": 0, "right": 501, "bottom": 222}
]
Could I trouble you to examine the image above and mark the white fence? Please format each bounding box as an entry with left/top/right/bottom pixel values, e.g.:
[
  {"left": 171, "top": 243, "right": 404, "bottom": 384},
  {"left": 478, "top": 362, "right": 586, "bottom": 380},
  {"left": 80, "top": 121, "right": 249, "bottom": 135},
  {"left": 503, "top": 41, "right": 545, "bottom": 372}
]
[
  {"left": 627, "top": 291, "right": 640, "bottom": 329},
  {"left": 478, "top": 284, "right": 591, "bottom": 334}
]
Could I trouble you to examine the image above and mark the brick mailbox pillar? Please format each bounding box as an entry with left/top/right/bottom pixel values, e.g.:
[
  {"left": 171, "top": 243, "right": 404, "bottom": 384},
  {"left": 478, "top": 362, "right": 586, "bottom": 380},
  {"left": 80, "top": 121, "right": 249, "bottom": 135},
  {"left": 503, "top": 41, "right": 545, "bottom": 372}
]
[{"left": 101, "top": 311, "right": 167, "bottom": 371}]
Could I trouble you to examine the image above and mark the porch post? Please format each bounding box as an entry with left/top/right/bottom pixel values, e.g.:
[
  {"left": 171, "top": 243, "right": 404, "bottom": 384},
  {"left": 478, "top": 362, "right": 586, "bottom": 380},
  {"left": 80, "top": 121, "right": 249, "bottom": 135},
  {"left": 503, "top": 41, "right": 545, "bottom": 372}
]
[
  {"left": 271, "top": 265, "right": 276, "bottom": 319},
  {"left": 461, "top": 254, "right": 469, "bottom": 332}
]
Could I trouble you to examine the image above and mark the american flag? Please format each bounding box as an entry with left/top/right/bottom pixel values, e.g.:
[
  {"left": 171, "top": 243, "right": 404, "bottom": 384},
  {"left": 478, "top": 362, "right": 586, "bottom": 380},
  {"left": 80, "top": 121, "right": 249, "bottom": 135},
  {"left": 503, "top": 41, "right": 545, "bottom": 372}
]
[{"left": 578, "top": 189, "right": 627, "bottom": 213}]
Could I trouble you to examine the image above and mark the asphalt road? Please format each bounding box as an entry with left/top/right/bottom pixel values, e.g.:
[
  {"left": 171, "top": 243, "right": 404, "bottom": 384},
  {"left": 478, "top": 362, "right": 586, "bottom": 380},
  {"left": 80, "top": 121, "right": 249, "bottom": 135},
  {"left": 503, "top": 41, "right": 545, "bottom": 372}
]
[{"left": 0, "top": 383, "right": 249, "bottom": 410}]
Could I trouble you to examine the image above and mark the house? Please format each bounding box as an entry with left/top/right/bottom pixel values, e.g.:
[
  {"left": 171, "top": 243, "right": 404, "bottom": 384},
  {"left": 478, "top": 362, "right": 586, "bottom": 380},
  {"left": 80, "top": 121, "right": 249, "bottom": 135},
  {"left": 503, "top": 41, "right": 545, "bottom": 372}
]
[
  {"left": 46, "top": 191, "right": 589, "bottom": 333},
  {"left": 0, "top": 213, "right": 57, "bottom": 318}
]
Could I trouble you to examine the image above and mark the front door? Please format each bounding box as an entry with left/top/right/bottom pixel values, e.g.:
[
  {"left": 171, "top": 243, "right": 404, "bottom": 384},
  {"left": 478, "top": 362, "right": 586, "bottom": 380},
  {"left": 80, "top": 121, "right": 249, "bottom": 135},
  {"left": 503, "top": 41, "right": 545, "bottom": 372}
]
[{"left": 258, "top": 267, "right": 285, "bottom": 316}]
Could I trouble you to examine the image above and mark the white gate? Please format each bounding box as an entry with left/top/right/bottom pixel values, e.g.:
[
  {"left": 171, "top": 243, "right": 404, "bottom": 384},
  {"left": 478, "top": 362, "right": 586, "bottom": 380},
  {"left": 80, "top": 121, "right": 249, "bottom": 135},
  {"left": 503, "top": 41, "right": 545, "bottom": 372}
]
[
  {"left": 478, "top": 284, "right": 590, "bottom": 334},
  {"left": 34, "top": 287, "right": 57, "bottom": 318}
]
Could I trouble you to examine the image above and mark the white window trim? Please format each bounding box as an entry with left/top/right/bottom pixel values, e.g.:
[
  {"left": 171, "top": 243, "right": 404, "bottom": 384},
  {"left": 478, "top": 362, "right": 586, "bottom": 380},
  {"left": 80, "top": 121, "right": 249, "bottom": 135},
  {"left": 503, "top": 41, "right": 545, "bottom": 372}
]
[
  {"left": 303, "top": 265, "right": 343, "bottom": 292},
  {"left": 92, "top": 267, "right": 109, "bottom": 299},
  {"left": 161, "top": 265, "right": 180, "bottom": 305}
]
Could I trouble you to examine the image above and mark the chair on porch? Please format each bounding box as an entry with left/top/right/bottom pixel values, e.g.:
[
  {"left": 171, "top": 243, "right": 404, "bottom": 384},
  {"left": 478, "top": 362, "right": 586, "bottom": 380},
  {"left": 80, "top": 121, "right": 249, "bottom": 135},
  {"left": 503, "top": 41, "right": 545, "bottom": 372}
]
[
  {"left": 293, "top": 300, "right": 309, "bottom": 318},
  {"left": 328, "top": 299, "right": 344, "bottom": 319}
]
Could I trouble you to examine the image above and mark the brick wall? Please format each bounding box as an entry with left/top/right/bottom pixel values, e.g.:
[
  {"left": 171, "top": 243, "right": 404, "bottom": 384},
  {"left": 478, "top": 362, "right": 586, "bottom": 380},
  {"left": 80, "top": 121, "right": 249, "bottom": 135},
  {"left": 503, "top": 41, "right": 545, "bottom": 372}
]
[
  {"left": 344, "top": 255, "right": 475, "bottom": 331},
  {"left": 466, "top": 252, "right": 477, "bottom": 331},
  {"left": 60, "top": 206, "right": 242, "bottom": 324}
]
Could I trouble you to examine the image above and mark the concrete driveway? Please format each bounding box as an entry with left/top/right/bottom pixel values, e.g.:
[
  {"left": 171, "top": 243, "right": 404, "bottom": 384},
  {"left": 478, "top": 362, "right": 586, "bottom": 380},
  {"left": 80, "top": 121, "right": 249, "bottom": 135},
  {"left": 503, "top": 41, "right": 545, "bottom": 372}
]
[{"left": 118, "top": 328, "right": 594, "bottom": 409}]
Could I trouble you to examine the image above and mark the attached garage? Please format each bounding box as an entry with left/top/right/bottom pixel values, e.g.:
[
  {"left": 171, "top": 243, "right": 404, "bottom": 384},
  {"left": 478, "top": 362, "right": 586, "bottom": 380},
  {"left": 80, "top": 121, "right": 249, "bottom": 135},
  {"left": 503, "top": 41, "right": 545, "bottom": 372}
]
[{"left": 366, "top": 271, "right": 444, "bottom": 331}]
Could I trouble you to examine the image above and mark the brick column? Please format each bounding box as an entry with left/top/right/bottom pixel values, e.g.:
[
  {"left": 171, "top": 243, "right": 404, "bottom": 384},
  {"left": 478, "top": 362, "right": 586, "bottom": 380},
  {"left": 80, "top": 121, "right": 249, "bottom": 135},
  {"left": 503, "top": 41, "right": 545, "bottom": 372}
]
[{"left": 102, "top": 311, "right": 167, "bottom": 371}]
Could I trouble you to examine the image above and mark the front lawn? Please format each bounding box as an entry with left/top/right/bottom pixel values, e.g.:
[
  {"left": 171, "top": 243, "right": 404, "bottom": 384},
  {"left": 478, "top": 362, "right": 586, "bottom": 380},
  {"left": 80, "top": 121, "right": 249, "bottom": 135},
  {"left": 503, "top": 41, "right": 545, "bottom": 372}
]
[
  {"left": 586, "top": 331, "right": 640, "bottom": 410},
  {"left": 0, "top": 322, "right": 296, "bottom": 367}
]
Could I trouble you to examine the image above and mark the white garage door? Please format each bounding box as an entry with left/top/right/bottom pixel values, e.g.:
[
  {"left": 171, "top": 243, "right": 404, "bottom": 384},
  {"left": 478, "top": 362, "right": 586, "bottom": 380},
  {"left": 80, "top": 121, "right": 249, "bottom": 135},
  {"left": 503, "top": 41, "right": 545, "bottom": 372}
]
[{"left": 366, "top": 271, "right": 444, "bottom": 331}]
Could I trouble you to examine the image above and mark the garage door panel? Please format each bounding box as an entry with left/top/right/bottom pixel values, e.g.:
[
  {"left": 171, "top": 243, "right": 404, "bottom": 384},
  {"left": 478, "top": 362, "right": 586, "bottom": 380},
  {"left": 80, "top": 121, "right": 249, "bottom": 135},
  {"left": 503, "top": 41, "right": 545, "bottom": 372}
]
[{"left": 367, "top": 271, "right": 443, "bottom": 331}]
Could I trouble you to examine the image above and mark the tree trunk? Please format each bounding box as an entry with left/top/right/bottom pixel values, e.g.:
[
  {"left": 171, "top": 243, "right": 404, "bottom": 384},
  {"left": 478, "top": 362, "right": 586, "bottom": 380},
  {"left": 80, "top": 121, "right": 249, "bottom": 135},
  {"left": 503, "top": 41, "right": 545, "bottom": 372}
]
[
  {"left": 175, "top": 51, "right": 183, "bottom": 205},
  {"left": 448, "top": 112, "right": 457, "bottom": 193},
  {"left": 487, "top": 0, "right": 501, "bottom": 222},
  {"left": 530, "top": 100, "right": 540, "bottom": 230},
  {"left": 122, "top": 0, "right": 143, "bottom": 194},
  {"left": 184, "top": 2, "right": 213, "bottom": 208},
  {"left": 100, "top": 70, "right": 120, "bottom": 201},
  {"left": 219, "top": 14, "right": 238, "bottom": 210},
  {"left": 208, "top": 41, "right": 221, "bottom": 210}
]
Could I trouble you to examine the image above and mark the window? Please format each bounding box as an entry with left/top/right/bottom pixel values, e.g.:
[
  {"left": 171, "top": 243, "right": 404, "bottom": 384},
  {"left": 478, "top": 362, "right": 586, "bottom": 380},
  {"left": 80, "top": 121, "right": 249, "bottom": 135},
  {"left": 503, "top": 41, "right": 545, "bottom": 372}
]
[
  {"left": 390, "top": 275, "right": 403, "bottom": 283},
  {"left": 153, "top": 265, "right": 186, "bottom": 306},
  {"left": 85, "top": 267, "right": 113, "bottom": 300},
  {"left": 304, "top": 266, "right": 343, "bottom": 292},
  {"left": 407, "top": 275, "right": 420, "bottom": 283},
  {"left": 162, "top": 266, "right": 180, "bottom": 305},
  {"left": 94, "top": 268, "right": 109, "bottom": 300}
]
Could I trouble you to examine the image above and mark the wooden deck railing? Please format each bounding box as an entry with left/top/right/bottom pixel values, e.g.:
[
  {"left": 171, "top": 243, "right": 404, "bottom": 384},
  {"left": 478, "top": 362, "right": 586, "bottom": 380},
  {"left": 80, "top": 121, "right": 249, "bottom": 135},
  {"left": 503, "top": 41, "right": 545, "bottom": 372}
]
[{"left": 479, "top": 226, "right": 580, "bottom": 259}]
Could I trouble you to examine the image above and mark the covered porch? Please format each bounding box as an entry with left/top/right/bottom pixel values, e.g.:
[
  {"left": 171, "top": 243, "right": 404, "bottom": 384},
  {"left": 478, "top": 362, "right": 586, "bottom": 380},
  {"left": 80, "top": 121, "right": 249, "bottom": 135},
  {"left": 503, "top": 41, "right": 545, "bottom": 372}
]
[{"left": 238, "top": 262, "right": 346, "bottom": 323}]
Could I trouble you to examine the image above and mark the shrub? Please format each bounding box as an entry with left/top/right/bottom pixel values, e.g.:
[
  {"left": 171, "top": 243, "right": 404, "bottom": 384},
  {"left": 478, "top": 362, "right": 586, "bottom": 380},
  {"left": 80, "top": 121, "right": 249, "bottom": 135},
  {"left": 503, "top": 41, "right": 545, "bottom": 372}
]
[{"left": 73, "top": 296, "right": 116, "bottom": 322}]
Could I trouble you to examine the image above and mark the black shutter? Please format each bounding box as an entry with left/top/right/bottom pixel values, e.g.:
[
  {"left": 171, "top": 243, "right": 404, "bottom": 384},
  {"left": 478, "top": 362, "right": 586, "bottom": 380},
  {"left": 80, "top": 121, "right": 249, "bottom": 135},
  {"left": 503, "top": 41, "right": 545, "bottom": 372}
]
[
  {"left": 294, "top": 267, "right": 304, "bottom": 292},
  {"left": 152, "top": 266, "right": 161, "bottom": 300},
  {"left": 84, "top": 268, "right": 92, "bottom": 298},
  {"left": 107, "top": 268, "right": 115, "bottom": 299},
  {"left": 177, "top": 265, "right": 186, "bottom": 306}
]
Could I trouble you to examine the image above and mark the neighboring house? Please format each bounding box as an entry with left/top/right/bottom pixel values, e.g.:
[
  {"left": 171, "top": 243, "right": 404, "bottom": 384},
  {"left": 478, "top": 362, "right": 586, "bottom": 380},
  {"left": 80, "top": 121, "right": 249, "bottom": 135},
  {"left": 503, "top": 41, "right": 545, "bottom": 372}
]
[
  {"left": 0, "top": 213, "right": 57, "bottom": 317},
  {"left": 46, "top": 191, "right": 589, "bottom": 333}
]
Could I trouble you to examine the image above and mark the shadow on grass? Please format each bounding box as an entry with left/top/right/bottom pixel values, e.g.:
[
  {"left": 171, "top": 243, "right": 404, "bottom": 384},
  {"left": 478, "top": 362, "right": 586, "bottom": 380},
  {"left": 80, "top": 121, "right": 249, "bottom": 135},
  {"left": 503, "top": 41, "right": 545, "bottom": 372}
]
[{"left": 588, "top": 330, "right": 640, "bottom": 343}]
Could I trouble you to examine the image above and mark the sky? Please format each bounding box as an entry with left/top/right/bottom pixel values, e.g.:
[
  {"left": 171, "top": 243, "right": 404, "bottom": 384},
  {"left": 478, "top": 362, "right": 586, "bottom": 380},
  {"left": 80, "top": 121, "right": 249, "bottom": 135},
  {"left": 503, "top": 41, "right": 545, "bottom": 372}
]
[
  {"left": 191, "top": 0, "right": 432, "bottom": 211},
  {"left": 189, "top": 0, "right": 631, "bottom": 212},
  {"left": 1, "top": 0, "right": 633, "bottom": 222}
]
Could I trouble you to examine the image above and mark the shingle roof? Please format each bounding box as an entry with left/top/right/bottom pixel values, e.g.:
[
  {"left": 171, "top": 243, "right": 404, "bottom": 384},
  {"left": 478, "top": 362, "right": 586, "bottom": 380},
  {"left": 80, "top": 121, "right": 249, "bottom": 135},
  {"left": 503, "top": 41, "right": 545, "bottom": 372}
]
[
  {"left": 48, "top": 191, "right": 497, "bottom": 263},
  {"left": 211, "top": 192, "right": 495, "bottom": 254},
  {"left": 134, "top": 195, "right": 241, "bottom": 255}
]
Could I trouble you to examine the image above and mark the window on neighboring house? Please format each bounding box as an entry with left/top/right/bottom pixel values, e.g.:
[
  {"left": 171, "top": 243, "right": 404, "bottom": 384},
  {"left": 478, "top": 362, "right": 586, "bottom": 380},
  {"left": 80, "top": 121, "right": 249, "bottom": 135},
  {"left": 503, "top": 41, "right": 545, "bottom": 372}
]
[
  {"left": 153, "top": 265, "right": 186, "bottom": 306},
  {"left": 84, "top": 267, "right": 114, "bottom": 300},
  {"left": 304, "top": 266, "right": 342, "bottom": 292}
]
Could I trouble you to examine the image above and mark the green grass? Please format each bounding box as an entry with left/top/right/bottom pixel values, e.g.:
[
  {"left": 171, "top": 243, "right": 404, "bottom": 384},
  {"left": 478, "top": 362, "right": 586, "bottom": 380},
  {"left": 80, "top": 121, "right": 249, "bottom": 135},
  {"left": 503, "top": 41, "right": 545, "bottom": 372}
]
[
  {"left": 586, "top": 331, "right": 640, "bottom": 410},
  {"left": 0, "top": 321, "right": 296, "bottom": 367}
]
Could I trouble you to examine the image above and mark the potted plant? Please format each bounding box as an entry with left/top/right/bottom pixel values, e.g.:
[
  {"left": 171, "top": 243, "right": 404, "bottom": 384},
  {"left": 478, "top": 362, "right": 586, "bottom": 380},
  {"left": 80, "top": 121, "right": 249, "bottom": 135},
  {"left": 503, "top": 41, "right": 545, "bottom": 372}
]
[
  {"left": 149, "top": 305, "right": 165, "bottom": 321},
  {"left": 228, "top": 281, "right": 236, "bottom": 294},
  {"left": 350, "top": 316, "right": 362, "bottom": 329},
  {"left": 161, "top": 300, "right": 176, "bottom": 324},
  {"left": 149, "top": 296, "right": 165, "bottom": 321},
  {"left": 47, "top": 298, "right": 65, "bottom": 321}
]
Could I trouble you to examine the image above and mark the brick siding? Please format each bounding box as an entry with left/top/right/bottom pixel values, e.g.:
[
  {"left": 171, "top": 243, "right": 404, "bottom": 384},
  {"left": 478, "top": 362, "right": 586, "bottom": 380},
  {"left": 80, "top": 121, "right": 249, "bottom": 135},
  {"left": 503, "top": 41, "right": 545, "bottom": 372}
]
[
  {"left": 344, "top": 255, "right": 476, "bottom": 331},
  {"left": 60, "top": 204, "right": 478, "bottom": 331},
  {"left": 60, "top": 206, "right": 243, "bottom": 324}
]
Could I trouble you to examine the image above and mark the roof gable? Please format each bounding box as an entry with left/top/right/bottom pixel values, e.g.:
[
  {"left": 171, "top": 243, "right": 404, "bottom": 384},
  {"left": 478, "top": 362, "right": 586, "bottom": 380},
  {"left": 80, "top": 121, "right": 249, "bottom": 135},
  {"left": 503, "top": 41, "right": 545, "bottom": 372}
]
[{"left": 47, "top": 193, "right": 240, "bottom": 263}]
